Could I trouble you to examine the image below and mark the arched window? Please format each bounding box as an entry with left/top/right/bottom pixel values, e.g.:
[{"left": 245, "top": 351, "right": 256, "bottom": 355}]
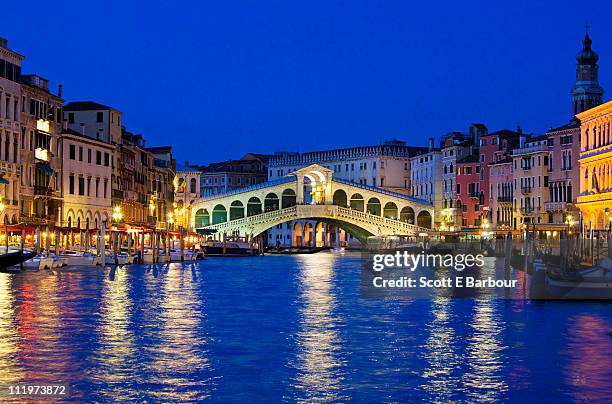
[{"left": 190, "top": 178, "right": 197, "bottom": 194}]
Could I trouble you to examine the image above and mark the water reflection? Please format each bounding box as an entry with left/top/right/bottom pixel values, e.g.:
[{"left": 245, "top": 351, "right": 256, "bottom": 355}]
[
  {"left": 564, "top": 313, "right": 612, "bottom": 401},
  {"left": 291, "top": 254, "right": 347, "bottom": 402},
  {"left": 0, "top": 275, "right": 22, "bottom": 383},
  {"left": 142, "top": 263, "right": 211, "bottom": 402},
  {"left": 462, "top": 299, "right": 508, "bottom": 401},
  {"left": 420, "top": 296, "right": 460, "bottom": 400}
]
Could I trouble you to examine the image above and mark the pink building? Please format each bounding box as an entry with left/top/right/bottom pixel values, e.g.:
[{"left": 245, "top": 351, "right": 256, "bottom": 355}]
[{"left": 488, "top": 158, "right": 514, "bottom": 229}]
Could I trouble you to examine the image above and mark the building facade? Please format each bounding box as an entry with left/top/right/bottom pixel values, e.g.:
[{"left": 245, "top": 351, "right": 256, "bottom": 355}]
[
  {"left": 489, "top": 158, "right": 514, "bottom": 229},
  {"left": 410, "top": 141, "right": 443, "bottom": 225},
  {"left": 572, "top": 31, "right": 605, "bottom": 116},
  {"left": 512, "top": 135, "right": 550, "bottom": 227},
  {"left": 175, "top": 163, "right": 202, "bottom": 232},
  {"left": 59, "top": 129, "right": 113, "bottom": 229},
  {"left": 0, "top": 38, "right": 23, "bottom": 225},
  {"left": 576, "top": 100, "right": 612, "bottom": 229},
  {"left": 456, "top": 154, "right": 481, "bottom": 228},
  {"left": 195, "top": 153, "right": 270, "bottom": 197},
  {"left": 19, "top": 75, "right": 63, "bottom": 226}
]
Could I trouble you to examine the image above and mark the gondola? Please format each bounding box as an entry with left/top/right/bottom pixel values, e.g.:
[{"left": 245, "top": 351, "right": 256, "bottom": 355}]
[{"left": 0, "top": 250, "right": 37, "bottom": 272}]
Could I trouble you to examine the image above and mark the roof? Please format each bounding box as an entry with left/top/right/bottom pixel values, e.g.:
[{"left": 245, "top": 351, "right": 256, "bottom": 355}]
[
  {"left": 547, "top": 120, "right": 580, "bottom": 133},
  {"left": 146, "top": 146, "right": 172, "bottom": 154},
  {"left": 482, "top": 129, "right": 522, "bottom": 138},
  {"left": 61, "top": 128, "right": 113, "bottom": 147},
  {"left": 64, "top": 101, "right": 115, "bottom": 112},
  {"left": 457, "top": 154, "right": 479, "bottom": 164},
  {"left": 176, "top": 163, "right": 201, "bottom": 173}
]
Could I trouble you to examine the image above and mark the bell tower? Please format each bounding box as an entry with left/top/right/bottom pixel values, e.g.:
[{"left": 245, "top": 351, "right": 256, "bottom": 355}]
[{"left": 572, "top": 26, "right": 605, "bottom": 115}]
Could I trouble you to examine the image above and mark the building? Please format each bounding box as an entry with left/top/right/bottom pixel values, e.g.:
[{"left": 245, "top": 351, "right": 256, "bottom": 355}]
[
  {"left": 410, "top": 140, "right": 443, "bottom": 226},
  {"left": 19, "top": 75, "right": 64, "bottom": 226},
  {"left": 512, "top": 135, "right": 550, "bottom": 228},
  {"left": 175, "top": 163, "right": 202, "bottom": 232},
  {"left": 572, "top": 30, "right": 605, "bottom": 116},
  {"left": 489, "top": 157, "right": 514, "bottom": 230},
  {"left": 147, "top": 146, "right": 176, "bottom": 230},
  {"left": 440, "top": 126, "right": 483, "bottom": 229},
  {"left": 544, "top": 122, "right": 580, "bottom": 225},
  {"left": 59, "top": 128, "right": 113, "bottom": 229},
  {"left": 478, "top": 129, "right": 521, "bottom": 224},
  {"left": 266, "top": 141, "right": 428, "bottom": 246},
  {"left": 576, "top": 100, "right": 612, "bottom": 229},
  {"left": 63, "top": 101, "right": 122, "bottom": 144},
  {"left": 119, "top": 131, "right": 154, "bottom": 227},
  {"left": 194, "top": 153, "right": 270, "bottom": 197},
  {"left": 455, "top": 154, "right": 481, "bottom": 228},
  {"left": 0, "top": 38, "right": 23, "bottom": 225}
]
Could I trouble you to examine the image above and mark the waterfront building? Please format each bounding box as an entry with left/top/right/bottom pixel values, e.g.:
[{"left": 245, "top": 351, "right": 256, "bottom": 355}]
[
  {"left": 440, "top": 125, "right": 483, "bottom": 229},
  {"left": 455, "top": 154, "right": 481, "bottom": 228},
  {"left": 266, "top": 140, "right": 427, "bottom": 246},
  {"left": 147, "top": 146, "right": 176, "bottom": 230},
  {"left": 488, "top": 158, "right": 514, "bottom": 230},
  {"left": 576, "top": 100, "right": 612, "bottom": 229},
  {"left": 19, "top": 75, "right": 64, "bottom": 227},
  {"left": 512, "top": 135, "right": 550, "bottom": 227},
  {"left": 59, "top": 128, "right": 113, "bottom": 229},
  {"left": 544, "top": 122, "right": 580, "bottom": 225},
  {"left": 479, "top": 129, "right": 521, "bottom": 224},
  {"left": 119, "top": 131, "right": 154, "bottom": 227},
  {"left": 0, "top": 38, "right": 23, "bottom": 225},
  {"left": 410, "top": 140, "right": 443, "bottom": 226},
  {"left": 63, "top": 101, "right": 122, "bottom": 144},
  {"left": 193, "top": 153, "right": 270, "bottom": 197},
  {"left": 175, "top": 163, "right": 202, "bottom": 232}
]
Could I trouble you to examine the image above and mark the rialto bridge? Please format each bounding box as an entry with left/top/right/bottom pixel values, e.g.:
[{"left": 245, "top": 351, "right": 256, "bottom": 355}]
[{"left": 191, "top": 164, "right": 434, "bottom": 243}]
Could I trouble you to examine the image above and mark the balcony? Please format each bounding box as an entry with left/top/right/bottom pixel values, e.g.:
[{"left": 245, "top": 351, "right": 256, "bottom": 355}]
[
  {"left": 545, "top": 201, "right": 572, "bottom": 211},
  {"left": 519, "top": 207, "right": 538, "bottom": 215},
  {"left": 512, "top": 143, "right": 549, "bottom": 156},
  {"left": 468, "top": 191, "right": 480, "bottom": 198},
  {"left": 34, "top": 186, "right": 58, "bottom": 197},
  {"left": 497, "top": 196, "right": 513, "bottom": 203},
  {"left": 521, "top": 186, "right": 532, "bottom": 194}
]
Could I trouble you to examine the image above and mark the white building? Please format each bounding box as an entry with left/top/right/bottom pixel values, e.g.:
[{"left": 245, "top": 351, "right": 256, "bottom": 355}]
[
  {"left": 410, "top": 142, "right": 443, "bottom": 227},
  {"left": 0, "top": 38, "right": 23, "bottom": 225},
  {"left": 175, "top": 163, "right": 202, "bottom": 232},
  {"left": 59, "top": 128, "right": 114, "bottom": 229},
  {"left": 266, "top": 140, "right": 428, "bottom": 247}
]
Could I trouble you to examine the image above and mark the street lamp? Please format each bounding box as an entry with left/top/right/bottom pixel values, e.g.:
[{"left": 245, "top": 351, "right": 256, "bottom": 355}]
[{"left": 112, "top": 205, "right": 123, "bottom": 222}]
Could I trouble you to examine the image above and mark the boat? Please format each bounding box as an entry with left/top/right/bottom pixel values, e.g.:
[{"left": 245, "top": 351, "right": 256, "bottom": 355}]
[
  {"left": 545, "top": 259, "right": 612, "bottom": 300},
  {"left": 169, "top": 249, "right": 197, "bottom": 261},
  {"left": 203, "top": 240, "right": 259, "bottom": 256},
  {"left": 265, "top": 246, "right": 327, "bottom": 255},
  {"left": 58, "top": 250, "right": 97, "bottom": 266},
  {"left": 22, "top": 253, "right": 66, "bottom": 270},
  {"left": 0, "top": 250, "right": 37, "bottom": 271}
]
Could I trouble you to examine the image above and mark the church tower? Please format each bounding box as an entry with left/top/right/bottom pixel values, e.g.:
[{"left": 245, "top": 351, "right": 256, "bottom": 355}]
[{"left": 572, "top": 29, "right": 605, "bottom": 115}]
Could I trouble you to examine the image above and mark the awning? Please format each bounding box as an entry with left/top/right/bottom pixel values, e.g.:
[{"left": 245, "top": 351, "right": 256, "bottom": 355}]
[
  {"left": 36, "top": 162, "right": 54, "bottom": 175},
  {"left": 0, "top": 177, "right": 8, "bottom": 185}
]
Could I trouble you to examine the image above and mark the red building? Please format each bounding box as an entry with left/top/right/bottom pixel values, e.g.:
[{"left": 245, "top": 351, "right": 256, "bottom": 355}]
[
  {"left": 477, "top": 129, "right": 522, "bottom": 222},
  {"left": 456, "top": 154, "right": 482, "bottom": 228}
]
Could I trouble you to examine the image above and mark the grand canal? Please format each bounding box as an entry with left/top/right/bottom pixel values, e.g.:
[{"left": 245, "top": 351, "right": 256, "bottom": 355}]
[{"left": 0, "top": 252, "right": 611, "bottom": 402}]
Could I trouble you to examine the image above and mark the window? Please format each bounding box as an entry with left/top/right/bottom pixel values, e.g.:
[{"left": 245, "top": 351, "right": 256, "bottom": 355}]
[
  {"left": 96, "top": 112, "right": 103, "bottom": 122},
  {"left": 69, "top": 175, "right": 75, "bottom": 194},
  {"left": 69, "top": 144, "right": 76, "bottom": 160},
  {"left": 78, "top": 177, "right": 85, "bottom": 195},
  {"left": 88, "top": 149, "right": 92, "bottom": 163},
  {"left": 104, "top": 153, "right": 110, "bottom": 167},
  {"left": 96, "top": 150, "right": 102, "bottom": 165},
  {"left": 68, "top": 112, "right": 74, "bottom": 123},
  {"left": 79, "top": 146, "right": 83, "bottom": 161}
]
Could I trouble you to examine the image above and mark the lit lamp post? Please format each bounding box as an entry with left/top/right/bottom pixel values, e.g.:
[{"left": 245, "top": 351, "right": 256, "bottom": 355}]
[
  {"left": 481, "top": 218, "right": 490, "bottom": 238},
  {"left": 565, "top": 214, "right": 575, "bottom": 235},
  {"left": 112, "top": 205, "right": 123, "bottom": 222}
]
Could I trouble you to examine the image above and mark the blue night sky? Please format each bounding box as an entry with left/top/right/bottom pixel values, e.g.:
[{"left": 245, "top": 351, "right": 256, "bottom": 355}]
[{"left": 3, "top": 0, "right": 611, "bottom": 164}]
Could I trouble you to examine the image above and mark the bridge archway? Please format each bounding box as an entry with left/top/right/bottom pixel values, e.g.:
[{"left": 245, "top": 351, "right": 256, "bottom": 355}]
[
  {"left": 400, "top": 206, "right": 415, "bottom": 224},
  {"left": 281, "top": 189, "right": 297, "bottom": 208},
  {"left": 230, "top": 201, "right": 245, "bottom": 221},
  {"left": 333, "top": 190, "right": 348, "bottom": 207},
  {"left": 315, "top": 222, "right": 325, "bottom": 247},
  {"left": 350, "top": 193, "right": 365, "bottom": 211},
  {"left": 195, "top": 208, "right": 210, "bottom": 227},
  {"left": 417, "top": 210, "right": 432, "bottom": 229},
  {"left": 367, "top": 197, "right": 381, "bottom": 216},
  {"left": 383, "top": 202, "right": 398, "bottom": 219},
  {"left": 264, "top": 193, "right": 280, "bottom": 212},
  {"left": 212, "top": 204, "right": 227, "bottom": 224},
  {"left": 292, "top": 222, "right": 303, "bottom": 246},
  {"left": 304, "top": 222, "right": 314, "bottom": 247},
  {"left": 247, "top": 197, "right": 262, "bottom": 216}
]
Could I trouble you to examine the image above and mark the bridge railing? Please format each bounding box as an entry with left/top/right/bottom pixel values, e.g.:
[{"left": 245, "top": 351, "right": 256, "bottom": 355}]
[
  {"left": 336, "top": 206, "right": 430, "bottom": 234},
  {"left": 203, "top": 206, "right": 298, "bottom": 231},
  {"left": 198, "top": 176, "right": 297, "bottom": 202},
  {"left": 332, "top": 178, "right": 432, "bottom": 205}
]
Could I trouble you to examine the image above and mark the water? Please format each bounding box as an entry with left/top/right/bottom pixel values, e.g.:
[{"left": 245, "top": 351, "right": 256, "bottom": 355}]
[{"left": 0, "top": 252, "right": 611, "bottom": 402}]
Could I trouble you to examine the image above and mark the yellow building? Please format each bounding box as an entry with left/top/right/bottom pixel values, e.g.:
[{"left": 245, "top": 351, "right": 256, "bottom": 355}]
[{"left": 576, "top": 100, "right": 612, "bottom": 229}]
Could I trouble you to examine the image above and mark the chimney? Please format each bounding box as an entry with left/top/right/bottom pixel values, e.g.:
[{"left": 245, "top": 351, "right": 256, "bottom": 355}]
[
  {"left": 0, "top": 38, "right": 7, "bottom": 48},
  {"left": 519, "top": 134, "right": 526, "bottom": 148},
  {"left": 428, "top": 137, "right": 434, "bottom": 152},
  {"left": 58, "top": 84, "right": 63, "bottom": 98}
]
